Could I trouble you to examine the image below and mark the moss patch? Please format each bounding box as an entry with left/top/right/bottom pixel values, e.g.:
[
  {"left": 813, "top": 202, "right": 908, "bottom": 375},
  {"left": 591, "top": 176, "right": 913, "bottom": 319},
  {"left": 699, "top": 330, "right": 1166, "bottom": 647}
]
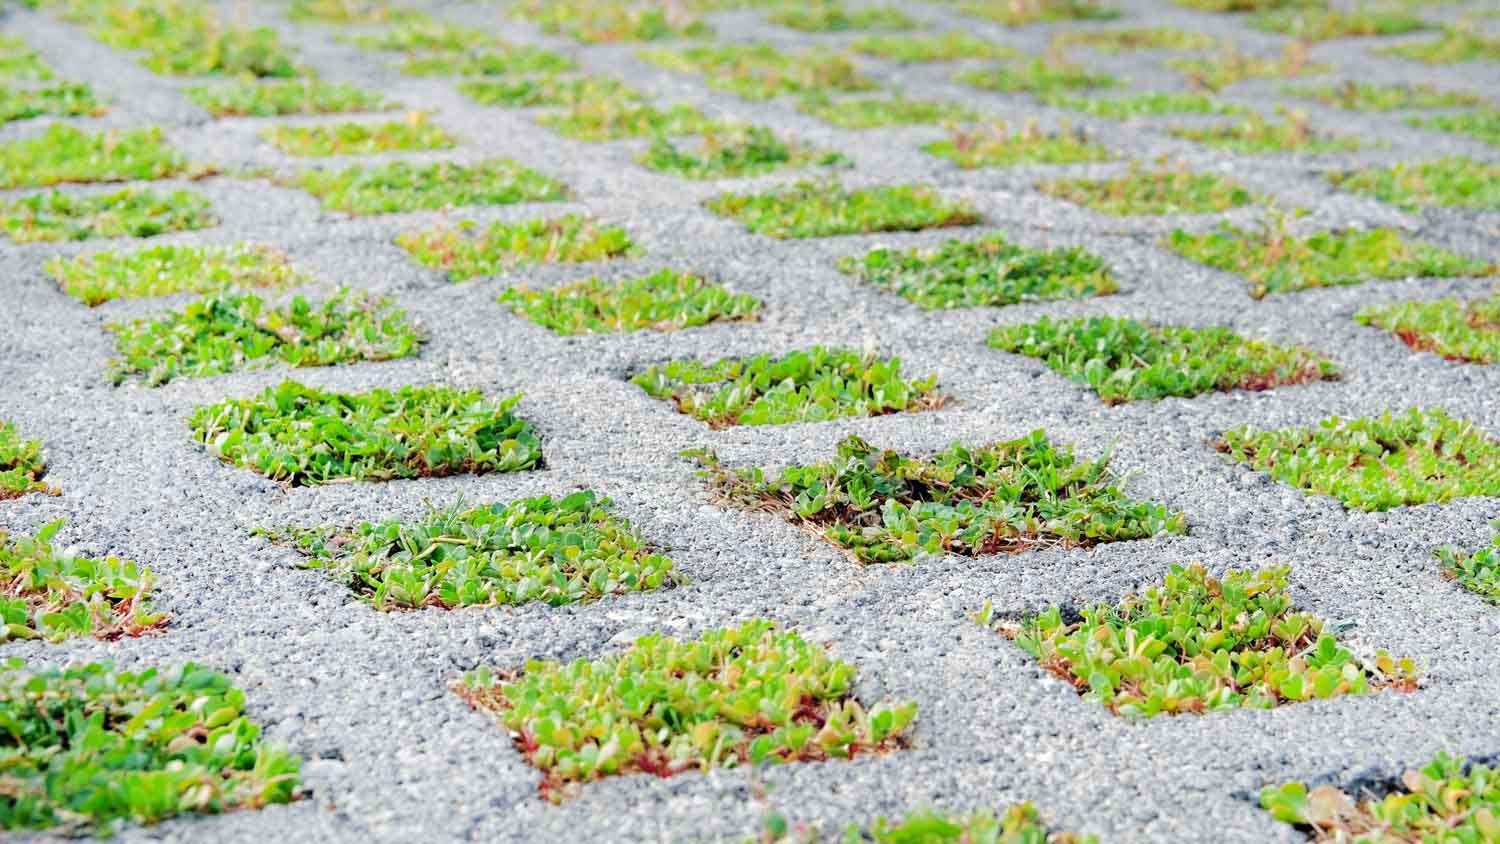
[
  {"left": 263, "top": 113, "right": 456, "bottom": 157},
  {"left": 0, "top": 188, "right": 215, "bottom": 243},
  {"left": 707, "top": 181, "right": 980, "bottom": 239},
  {"left": 187, "top": 79, "right": 392, "bottom": 116},
  {"left": 1330, "top": 156, "right": 1500, "bottom": 211},
  {"left": 1280, "top": 81, "right": 1484, "bottom": 111},
  {"left": 1355, "top": 293, "right": 1500, "bottom": 364},
  {"left": 955, "top": 57, "right": 1118, "bottom": 96},
  {"left": 692, "top": 431, "right": 1183, "bottom": 562},
  {"left": 851, "top": 32, "right": 1012, "bottom": 63},
  {"left": 923, "top": 121, "right": 1111, "bottom": 167},
  {"left": 500, "top": 269, "right": 761, "bottom": 334},
  {"left": 287, "top": 159, "right": 566, "bottom": 214},
  {"left": 0, "top": 124, "right": 193, "bottom": 189},
  {"left": 398, "top": 215, "right": 637, "bottom": 281},
  {"left": 990, "top": 316, "right": 1337, "bottom": 402},
  {"left": 1045, "top": 91, "right": 1243, "bottom": 118},
  {"left": 46, "top": 243, "right": 305, "bottom": 306},
  {"left": 1219, "top": 407, "right": 1500, "bottom": 510},
  {"left": 0, "top": 420, "right": 53, "bottom": 500},
  {"left": 454, "top": 619, "right": 916, "bottom": 801},
  {"left": 1169, "top": 111, "right": 1360, "bottom": 155},
  {"left": 1041, "top": 165, "right": 1259, "bottom": 215},
  {"left": 993, "top": 563, "right": 1416, "bottom": 717},
  {"left": 799, "top": 94, "right": 976, "bottom": 127},
  {"left": 191, "top": 381, "right": 541, "bottom": 485},
  {"left": 640, "top": 44, "right": 875, "bottom": 101},
  {"left": 639, "top": 125, "right": 849, "bottom": 179},
  {"left": 0, "top": 520, "right": 164, "bottom": 643}
]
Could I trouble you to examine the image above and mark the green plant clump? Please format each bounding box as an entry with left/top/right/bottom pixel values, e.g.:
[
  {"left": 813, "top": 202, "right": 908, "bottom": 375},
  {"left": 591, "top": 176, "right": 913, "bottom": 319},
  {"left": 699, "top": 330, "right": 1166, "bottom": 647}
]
[
  {"left": 59, "top": 0, "right": 301, "bottom": 78},
  {"left": 1436, "top": 521, "right": 1500, "bottom": 604},
  {"left": 1330, "top": 156, "right": 1500, "bottom": 211},
  {"left": 1218, "top": 407, "right": 1500, "bottom": 510},
  {"left": 1252, "top": 8, "right": 1428, "bottom": 40},
  {"left": 538, "top": 98, "right": 720, "bottom": 141},
  {"left": 1051, "top": 26, "right": 1215, "bottom": 53},
  {"left": 398, "top": 215, "right": 637, "bottom": 281},
  {"left": 757, "top": 805, "right": 1096, "bottom": 844},
  {"left": 1170, "top": 111, "right": 1360, "bottom": 154},
  {"left": 851, "top": 32, "right": 1011, "bottom": 63},
  {"left": 691, "top": 431, "right": 1184, "bottom": 563},
  {"left": 995, "top": 563, "right": 1416, "bottom": 717},
  {"left": 1046, "top": 91, "right": 1242, "bottom": 119},
  {"left": 1041, "top": 166, "right": 1259, "bottom": 215},
  {"left": 1169, "top": 46, "right": 1327, "bottom": 91},
  {"left": 0, "top": 658, "right": 301, "bottom": 833},
  {"left": 516, "top": 0, "right": 712, "bottom": 43},
  {"left": 288, "top": 159, "right": 567, "bottom": 214},
  {"left": 640, "top": 44, "right": 875, "bottom": 101},
  {"left": 1280, "top": 81, "right": 1484, "bottom": 111},
  {"left": 954, "top": 0, "right": 1119, "bottom": 26},
  {"left": 767, "top": 2, "right": 916, "bottom": 32},
  {"left": 0, "top": 82, "right": 104, "bottom": 123},
  {"left": 107, "top": 289, "right": 425, "bottom": 386},
  {"left": 500, "top": 269, "right": 761, "bottom": 335},
  {"left": 924, "top": 121, "right": 1111, "bottom": 167},
  {"left": 263, "top": 113, "right": 456, "bottom": 156},
  {"left": 990, "top": 316, "right": 1338, "bottom": 402},
  {"left": 0, "top": 188, "right": 214, "bottom": 243},
  {"left": 837, "top": 233, "right": 1116, "bottom": 309},
  {"left": 955, "top": 57, "right": 1117, "bottom": 96},
  {"left": 0, "top": 519, "right": 164, "bottom": 642},
  {"left": 0, "top": 420, "right": 52, "bottom": 499},
  {"left": 266, "top": 492, "right": 681, "bottom": 610},
  {"left": 0, "top": 35, "right": 55, "bottom": 81},
  {"left": 0, "top": 124, "right": 191, "bottom": 189},
  {"left": 398, "top": 47, "right": 575, "bottom": 78},
  {"left": 346, "top": 18, "right": 496, "bottom": 52},
  {"left": 635, "top": 347, "right": 943, "bottom": 429},
  {"left": 1167, "top": 223, "right": 1495, "bottom": 297},
  {"left": 187, "top": 79, "right": 392, "bottom": 117},
  {"left": 456, "top": 74, "right": 635, "bottom": 109},
  {"left": 640, "top": 125, "right": 848, "bottom": 179},
  {"left": 1356, "top": 293, "right": 1500, "bottom": 364},
  {"left": 190, "top": 381, "right": 542, "bottom": 485},
  {"left": 799, "top": 94, "right": 978, "bottom": 128},
  {"left": 1382, "top": 27, "right": 1500, "bottom": 64},
  {"left": 1410, "top": 110, "right": 1500, "bottom": 147},
  {"left": 46, "top": 243, "right": 307, "bottom": 306},
  {"left": 454, "top": 618, "right": 916, "bottom": 800},
  {"left": 289, "top": 0, "right": 422, "bottom": 24},
  {"left": 707, "top": 181, "right": 980, "bottom": 239}
]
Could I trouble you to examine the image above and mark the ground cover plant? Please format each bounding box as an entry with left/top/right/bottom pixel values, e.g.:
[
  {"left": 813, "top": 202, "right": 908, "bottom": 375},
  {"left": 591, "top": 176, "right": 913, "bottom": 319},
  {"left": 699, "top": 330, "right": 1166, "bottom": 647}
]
[
  {"left": 45, "top": 243, "right": 307, "bottom": 306},
  {"left": 1051, "top": 26, "right": 1214, "bottom": 53},
  {"left": 950, "top": 0, "right": 1119, "bottom": 26},
  {"left": 289, "top": 0, "right": 421, "bottom": 23},
  {"left": 1046, "top": 91, "right": 1242, "bottom": 118},
  {"left": 1355, "top": 293, "right": 1500, "bottom": 364},
  {"left": 1040, "top": 165, "right": 1259, "bottom": 215},
  {"left": 0, "top": 519, "right": 164, "bottom": 642},
  {"left": 838, "top": 233, "right": 1117, "bottom": 309},
  {"left": 1261, "top": 753, "right": 1500, "bottom": 842},
  {"left": 799, "top": 94, "right": 977, "bottom": 128},
  {"left": 398, "top": 216, "right": 637, "bottom": 281},
  {"left": 634, "top": 347, "right": 943, "bottom": 429},
  {"left": 286, "top": 159, "right": 566, "bottom": 214},
  {"left": 263, "top": 492, "right": 681, "bottom": 610},
  {"left": 955, "top": 57, "right": 1117, "bottom": 96},
  {"left": 190, "top": 381, "right": 542, "bottom": 485},
  {"left": 923, "top": 121, "right": 1111, "bottom": 167},
  {"left": 1330, "top": 156, "right": 1500, "bottom": 211},
  {"left": 1409, "top": 110, "right": 1500, "bottom": 147},
  {"left": 990, "top": 316, "right": 1338, "bottom": 402},
  {"left": 758, "top": 805, "right": 1096, "bottom": 844},
  {"left": 706, "top": 181, "right": 980, "bottom": 239},
  {"left": 1169, "top": 111, "right": 1360, "bottom": 155},
  {"left": 399, "top": 46, "right": 575, "bottom": 78},
  {"left": 56, "top": 0, "right": 302, "bottom": 78},
  {"left": 453, "top": 618, "right": 917, "bottom": 800},
  {"left": 263, "top": 113, "right": 456, "bottom": 157},
  {"left": 107, "top": 289, "right": 424, "bottom": 386},
  {"left": 537, "top": 99, "right": 723, "bottom": 141},
  {"left": 0, "top": 82, "right": 104, "bottom": 123},
  {"left": 515, "top": 0, "right": 712, "bottom": 43},
  {"left": 1381, "top": 26, "right": 1500, "bottom": 63},
  {"left": 987, "top": 563, "right": 1416, "bottom": 717},
  {"left": 766, "top": 2, "right": 917, "bottom": 32},
  {"left": 0, "top": 35, "right": 54, "bottom": 80},
  {"left": 346, "top": 18, "right": 496, "bottom": 52},
  {"left": 187, "top": 79, "right": 392, "bottom": 117},
  {"left": 1436, "top": 521, "right": 1500, "bottom": 604},
  {"left": 691, "top": 431, "right": 1184, "bottom": 562},
  {"left": 1169, "top": 0, "right": 1318, "bottom": 11},
  {"left": 1170, "top": 46, "right": 1328, "bottom": 91},
  {"left": 1166, "top": 221, "right": 1495, "bottom": 298},
  {"left": 1251, "top": 7, "right": 1427, "bottom": 40},
  {"left": 0, "top": 125, "right": 192, "bottom": 189},
  {"left": 1218, "top": 407, "right": 1500, "bottom": 510},
  {"left": 0, "top": 420, "right": 52, "bottom": 499},
  {"left": 1279, "top": 81, "right": 1484, "bottom": 111},
  {"left": 0, "top": 188, "right": 215, "bottom": 242},
  {"left": 499, "top": 269, "right": 761, "bottom": 334},
  {"left": 638, "top": 126, "right": 849, "bottom": 179},
  {"left": 850, "top": 32, "right": 1012, "bottom": 63},
  {"left": 0, "top": 658, "right": 302, "bottom": 833},
  {"left": 640, "top": 44, "right": 876, "bottom": 101},
  {"left": 457, "top": 74, "right": 636, "bottom": 109}
]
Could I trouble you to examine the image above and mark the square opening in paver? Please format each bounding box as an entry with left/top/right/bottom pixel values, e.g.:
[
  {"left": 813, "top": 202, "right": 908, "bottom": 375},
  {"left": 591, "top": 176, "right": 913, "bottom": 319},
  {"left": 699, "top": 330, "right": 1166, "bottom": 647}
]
[
  {"left": 640, "top": 44, "right": 876, "bottom": 101},
  {"left": 955, "top": 57, "right": 1118, "bottom": 97},
  {"left": 187, "top": 79, "right": 393, "bottom": 117},
  {"left": 1041, "top": 165, "right": 1259, "bottom": 216},
  {"left": 851, "top": 32, "right": 1011, "bottom": 63},
  {"left": 1330, "top": 156, "right": 1500, "bottom": 211},
  {"left": 452, "top": 618, "right": 916, "bottom": 800},
  {"left": 1167, "top": 221, "right": 1495, "bottom": 298},
  {"left": 1409, "top": 110, "right": 1500, "bottom": 147},
  {"left": 837, "top": 232, "right": 1117, "bottom": 309},
  {"left": 767, "top": 3, "right": 918, "bottom": 32},
  {"left": 1261, "top": 753, "right": 1500, "bottom": 842},
  {"left": 986, "top": 563, "right": 1416, "bottom": 717},
  {"left": 1045, "top": 91, "right": 1243, "bottom": 119},
  {"left": 189, "top": 381, "right": 542, "bottom": 485},
  {"left": 1356, "top": 293, "right": 1500, "bottom": 364},
  {"left": 0, "top": 420, "right": 53, "bottom": 499},
  {"left": 1251, "top": 7, "right": 1427, "bottom": 40},
  {"left": 398, "top": 215, "right": 637, "bottom": 281},
  {"left": 799, "top": 94, "right": 977, "bottom": 128},
  {"left": 707, "top": 181, "right": 980, "bottom": 239},
  {"left": 951, "top": 0, "right": 1118, "bottom": 25},
  {"left": 1169, "top": 46, "right": 1327, "bottom": 91},
  {"left": 1218, "top": 407, "right": 1500, "bottom": 511},
  {"left": 46, "top": 243, "right": 307, "bottom": 306},
  {"left": 633, "top": 347, "right": 944, "bottom": 429},
  {"left": 263, "top": 113, "right": 456, "bottom": 157},
  {"left": 0, "top": 124, "right": 195, "bottom": 189},
  {"left": 990, "top": 316, "right": 1339, "bottom": 402},
  {"left": 691, "top": 432, "right": 1184, "bottom": 563},
  {"left": 499, "top": 268, "right": 761, "bottom": 334},
  {"left": 1, "top": 519, "right": 164, "bottom": 642},
  {"left": 924, "top": 121, "right": 1111, "bottom": 167},
  {"left": 264, "top": 492, "right": 683, "bottom": 609},
  {"left": 107, "top": 289, "right": 425, "bottom": 386},
  {"left": 1051, "top": 26, "right": 1215, "bottom": 53},
  {"left": 0, "top": 658, "right": 301, "bottom": 834},
  {"left": 638, "top": 125, "right": 849, "bottom": 179},
  {"left": 1381, "top": 26, "right": 1500, "bottom": 64},
  {"left": 760, "top": 805, "right": 1095, "bottom": 844},
  {"left": 285, "top": 158, "right": 567, "bottom": 214},
  {"left": 516, "top": 0, "right": 711, "bottom": 43},
  {"left": 1170, "top": 111, "right": 1359, "bottom": 155},
  {"left": 1, "top": 81, "right": 104, "bottom": 124},
  {"left": 1437, "top": 520, "right": 1500, "bottom": 604},
  {"left": 0, "top": 188, "right": 215, "bottom": 243},
  {"left": 1280, "top": 81, "right": 1485, "bottom": 112},
  {"left": 61, "top": 0, "right": 301, "bottom": 78}
]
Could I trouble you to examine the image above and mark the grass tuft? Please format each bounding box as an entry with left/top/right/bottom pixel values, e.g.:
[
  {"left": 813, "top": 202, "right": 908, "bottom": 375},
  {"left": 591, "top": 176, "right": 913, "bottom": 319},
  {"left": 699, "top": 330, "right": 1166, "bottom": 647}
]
[
  {"left": 1040, "top": 164, "right": 1259, "bottom": 215},
  {"left": 0, "top": 124, "right": 193, "bottom": 189},
  {"left": 46, "top": 243, "right": 306, "bottom": 306},
  {"left": 0, "top": 188, "right": 214, "bottom": 242},
  {"left": 0, "top": 420, "right": 53, "bottom": 500},
  {"left": 287, "top": 159, "right": 566, "bottom": 214},
  {"left": 500, "top": 269, "right": 761, "bottom": 334},
  {"left": 1330, "top": 156, "right": 1500, "bottom": 211},
  {"left": 707, "top": 181, "right": 980, "bottom": 239},
  {"left": 263, "top": 113, "right": 456, "bottom": 156},
  {"left": 1355, "top": 293, "right": 1500, "bottom": 364},
  {"left": 398, "top": 216, "right": 637, "bottom": 281},
  {"left": 0, "top": 519, "right": 164, "bottom": 642},
  {"left": 187, "top": 79, "right": 392, "bottom": 117},
  {"left": 923, "top": 121, "right": 1111, "bottom": 167}
]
